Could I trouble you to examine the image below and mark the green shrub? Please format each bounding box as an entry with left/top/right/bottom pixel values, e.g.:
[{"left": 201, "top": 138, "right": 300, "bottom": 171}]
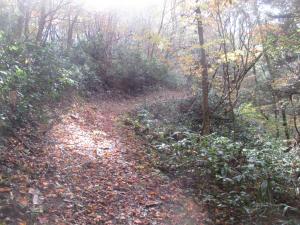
[
  {"left": 71, "top": 36, "right": 176, "bottom": 94},
  {"left": 0, "top": 35, "right": 79, "bottom": 133},
  {"left": 130, "top": 102, "right": 300, "bottom": 224}
]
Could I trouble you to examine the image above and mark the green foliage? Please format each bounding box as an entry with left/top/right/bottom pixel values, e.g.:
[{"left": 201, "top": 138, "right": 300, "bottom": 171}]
[
  {"left": 0, "top": 30, "right": 177, "bottom": 135},
  {"left": 130, "top": 101, "right": 300, "bottom": 224},
  {"left": 238, "top": 103, "right": 274, "bottom": 134},
  {"left": 71, "top": 36, "right": 176, "bottom": 94},
  {"left": 0, "top": 29, "right": 178, "bottom": 135},
  {"left": 0, "top": 35, "right": 79, "bottom": 132},
  {"left": 108, "top": 47, "right": 168, "bottom": 93},
  {"left": 239, "top": 103, "right": 264, "bottom": 120},
  {"left": 266, "top": 31, "right": 300, "bottom": 60}
]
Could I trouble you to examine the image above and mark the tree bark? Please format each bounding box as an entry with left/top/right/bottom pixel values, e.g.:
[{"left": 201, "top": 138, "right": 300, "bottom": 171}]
[
  {"left": 67, "top": 12, "right": 80, "bottom": 50},
  {"left": 150, "top": 0, "right": 167, "bottom": 59},
  {"left": 281, "top": 104, "right": 290, "bottom": 140},
  {"left": 289, "top": 95, "right": 300, "bottom": 138},
  {"left": 15, "top": 0, "right": 26, "bottom": 39},
  {"left": 273, "top": 93, "right": 280, "bottom": 138},
  {"left": 254, "top": 0, "right": 280, "bottom": 138},
  {"left": 36, "top": 1, "right": 47, "bottom": 43},
  {"left": 24, "top": 6, "right": 31, "bottom": 40},
  {"left": 196, "top": 3, "right": 210, "bottom": 135}
]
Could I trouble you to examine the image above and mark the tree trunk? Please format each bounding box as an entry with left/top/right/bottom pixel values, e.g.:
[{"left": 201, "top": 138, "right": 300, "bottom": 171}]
[
  {"left": 15, "top": 0, "right": 26, "bottom": 39},
  {"left": 150, "top": 0, "right": 167, "bottom": 59},
  {"left": 36, "top": 1, "right": 47, "bottom": 43},
  {"left": 196, "top": 3, "right": 210, "bottom": 135},
  {"left": 281, "top": 104, "right": 290, "bottom": 140},
  {"left": 24, "top": 7, "right": 31, "bottom": 40},
  {"left": 42, "top": 13, "right": 54, "bottom": 45},
  {"left": 273, "top": 94, "right": 280, "bottom": 138},
  {"left": 67, "top": 12, "right": 80, "bottom": 51},
  {"left": 289, "top": 95, "right": 300, "bottom": 138},
  {"left": 254, "top": 0, "right": 280, "bottom": 138}
]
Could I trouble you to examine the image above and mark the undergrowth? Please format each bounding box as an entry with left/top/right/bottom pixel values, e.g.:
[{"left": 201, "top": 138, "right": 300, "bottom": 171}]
[{"left": 126, "top": 98, "right": 300, "bottom": 224}]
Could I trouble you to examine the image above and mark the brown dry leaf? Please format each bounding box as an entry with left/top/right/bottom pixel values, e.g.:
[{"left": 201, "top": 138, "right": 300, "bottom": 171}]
[
  {"left": 56, "top": 188, "right": 65, "bottom": 193},
  {"left": 46, "top": 193, "right": 57, "bottom": 198},
  {"left": 1, "top": 90, "right": 205, "bottom": 225},
  {"left": 160, "top": 196, "right": 167, "bottom": 200},
  {"left": 145, "top": 200, "right": 162, "bottom": 208},
  {"left": 0, "top": 187, "right": 11, "bottom": 193},
  {"left": 94, "top": 215, "right": 103, "bottom": 222},
  {"left": 38, "top": 217, "right": 49, "bottom": 224},
  {"left": 17, "top": 196, "right": 29, "bottom": 207},
  {"left": 134, "top": 219, "right": 143, "bottom": 224}
]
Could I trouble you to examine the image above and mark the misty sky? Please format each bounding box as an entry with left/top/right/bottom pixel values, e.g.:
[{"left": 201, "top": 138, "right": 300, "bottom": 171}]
[{"left": 84, "top": 0, "right": 163, "bottom": 11}]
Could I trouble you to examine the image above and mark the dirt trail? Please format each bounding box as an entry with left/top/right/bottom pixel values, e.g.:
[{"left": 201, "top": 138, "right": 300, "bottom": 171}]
[{"left": 3, "top": 90, "right": 206, "bottom": 224}]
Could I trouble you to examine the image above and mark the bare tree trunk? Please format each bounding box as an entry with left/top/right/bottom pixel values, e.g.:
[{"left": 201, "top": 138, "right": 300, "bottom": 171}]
[
  {"left": 15, "top": 0, "right": 26, "bottom": 39},
  {"left": 36, "top": 1, "right": 47, "bottom": 43},
  {"left": 273, "top": 93, "right": 280, "bottom": 138},
  {"left": 150, "top": 0, "right": 167, "bottom": 59},
  {"left": 67, "top": 5, "right": 82, "bottom": 50},
  {"left": 254, "top": 0, "right": 280, "bottom": 138},
  {"left": 42, "top": 13, "right": 54, "bottom": 45},
  {"left": 290, "top": 95, "right": 300, "bottom": 138},
  {"left": 281, "top": 103, "right": 290, "bottom": 140},
  {"left": 67, "top": 12, "right": 80, "bottom": 50},
  {"left": 196, "top": 3, "right": 210, "bottom": 135},
  {"left": 15, "top": 16, "right": 24, "bottom": 39},
  {"left": 265, "top": 52, "right": 280, "bottom": 138},
  {"left": 24, "top": 7, "right": 31, "bottom": 40},
  {"left": 253, "top": 65, "right": 270, "bottom": 120}
]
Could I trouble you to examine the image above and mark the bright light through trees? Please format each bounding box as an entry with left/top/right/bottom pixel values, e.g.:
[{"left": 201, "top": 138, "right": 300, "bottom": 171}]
[{"left": 83, "top": 0, "right": 162, "bottom": 10}]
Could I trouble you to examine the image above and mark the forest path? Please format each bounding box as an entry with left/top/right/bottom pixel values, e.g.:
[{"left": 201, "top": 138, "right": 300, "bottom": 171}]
[{"left": 10, "top": 89, "right": 206, "bottom": 224}]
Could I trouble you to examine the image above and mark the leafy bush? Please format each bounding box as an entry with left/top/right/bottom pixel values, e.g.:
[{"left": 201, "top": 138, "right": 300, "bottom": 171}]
[
  {"left": 108, "top": 48, "right": 169, "bottom": 93},
  {"left": 129, "top": 101, "right": 300, "bottom": 224},
  {"left": 71, "top": 36, "right": 177, "bottom": 94},
  {"left": 0, "top": 34, "right": 79, "bottom": 133}
]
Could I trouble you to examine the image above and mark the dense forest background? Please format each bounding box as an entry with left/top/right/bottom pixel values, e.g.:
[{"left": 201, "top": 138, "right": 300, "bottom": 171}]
[{"left": 0, "top": 0, "right": 300, "bottom": 224}]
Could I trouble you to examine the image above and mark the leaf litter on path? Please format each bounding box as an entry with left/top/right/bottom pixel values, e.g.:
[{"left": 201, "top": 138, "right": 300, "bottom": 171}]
[{"left": 1, "top": 90, "right": 206, "bottom": 224}]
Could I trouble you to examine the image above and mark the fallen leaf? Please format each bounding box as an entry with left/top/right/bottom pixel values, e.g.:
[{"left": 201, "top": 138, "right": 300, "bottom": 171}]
[
  {"left": 28, "top": 188, "right": 41, "bottom": 205},
  {"left": 94, "top": 215, "right": 103, "bottom": 222},
  {"left": 70, "top": 114, "right": 79, "bottom": 120},
  {"left": 0, "top": 187, "right": 11, "bottom": 193},
  {"left": 18, "top": 196, "right": 29, "bottom": 207},
  {"left": 38, "top": 217, "right": 49, "bottom": 223},
  {"left": 134, "top": 219, "right": 143, "bottom": 224},
  {"left": 145, "top": 200, "right": 162, "bottom": 208},
  {"left": 33, "top": 193, "right": 39, "bottom": 205}
]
